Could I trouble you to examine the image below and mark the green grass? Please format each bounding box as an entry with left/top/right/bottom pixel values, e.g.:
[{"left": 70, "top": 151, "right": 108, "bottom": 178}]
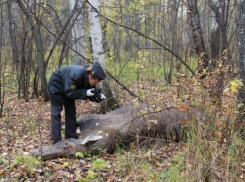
[
  {"left": 11, "top": 152, "right": 41, "bottom": 174},
  {"left": 105, "top": 50, "right": 198, "bottom": 83}
]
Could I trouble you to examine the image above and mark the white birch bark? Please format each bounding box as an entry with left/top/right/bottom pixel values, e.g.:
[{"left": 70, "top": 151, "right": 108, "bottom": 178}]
[
  {"left": 88, "top": 0, "right": 113, "bottom": 112},
  {"left": 70, "top": 0, "right": 86, "bottom": 65},
  {"left": 88, "top": 0, "right": 105, "bottom": 70}
]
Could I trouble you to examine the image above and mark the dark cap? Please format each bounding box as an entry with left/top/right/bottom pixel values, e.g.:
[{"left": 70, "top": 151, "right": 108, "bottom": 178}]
[{"left": 92, "top": 61, "right": 106, "bottom": 80}]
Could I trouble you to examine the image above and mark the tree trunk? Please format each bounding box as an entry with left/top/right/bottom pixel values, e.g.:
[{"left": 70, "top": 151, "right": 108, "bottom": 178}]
[
  {"left": 7, "top": 1, "right": 19, "bottom": 64},
  {"left": 0, "top": 7, "right": 3, "bottom": 117},
  {"left": 168, "top": 0, "right": 179, "bottom": 84},
  {"left": 238, "top": 0, "right": 245, "bottom": 119},
  {"left": 59, "top": 0, "right": 70, "bottom": 66},
  {"left": 206, "top": 0, "right": 230, "bottom": 105},
  {"left": 207, "top": 0, "right": 229, "bottom": 59},
  {"left": 7, "top": 1, "right": 21, "bottom": 98},
  {"left": 187, "top": 0, "right": 209, "bottom": 74},
  {"left": 70, "top": 0, "right": 86, "bottom": 65},
  {"left": 123, "top": 0, "right": 132, "bottom": 51},
  {"left": 16, "top": 0, "right": 49, "bottom": 102},
  {"left": 88, "top": 0, "right": 118, "bottom": 111}
]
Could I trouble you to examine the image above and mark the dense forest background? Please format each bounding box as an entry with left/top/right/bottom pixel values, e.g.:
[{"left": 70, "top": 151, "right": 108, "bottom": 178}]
[
  {"left": 1, "top": 0, "right": 245, "bottom": 181},
  {"left": 0, "top": 0, "right": 243, "bottom": 106}
]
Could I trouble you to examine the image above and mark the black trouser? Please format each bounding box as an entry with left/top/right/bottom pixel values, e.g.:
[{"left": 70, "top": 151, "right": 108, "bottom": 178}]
[{"left": 48, "top": 90, "right": 77, "bottom": 141}]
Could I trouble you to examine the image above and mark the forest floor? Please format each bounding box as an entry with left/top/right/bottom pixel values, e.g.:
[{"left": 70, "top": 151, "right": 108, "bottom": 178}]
[{"left": 1, "top": 78, "right": 245, "bottom": 181}]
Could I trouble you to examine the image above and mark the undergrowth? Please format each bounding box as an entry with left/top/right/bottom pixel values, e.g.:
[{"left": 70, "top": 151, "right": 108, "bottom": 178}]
[
  {"left": 1, "top": 59, "right": 245, "bottom": 181},
  {"left": 112, "top": 63, "right": 245, "bottom": 181}
]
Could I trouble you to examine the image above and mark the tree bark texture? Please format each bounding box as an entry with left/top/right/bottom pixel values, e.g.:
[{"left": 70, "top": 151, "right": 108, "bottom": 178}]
[
  {"left": 238, "top": 0, "right": 245, "bottom": 117},
  {"left": 187, "top": 0, "right": 209, "bottom": 74},
  {"left": 88, "top": 0, "right": 118, "bottom": 111},
  {"left": 70, "top": 0, "right": 86, "bottom": 65},
  {"left": 207, "top": 0, "right": 229, "bottom": 59},
  {"left": 16, "top": 0, "right": 49, "bottom": 101},
  {"left": 7, "top": 1, "right": 19, "bottom": 63}
]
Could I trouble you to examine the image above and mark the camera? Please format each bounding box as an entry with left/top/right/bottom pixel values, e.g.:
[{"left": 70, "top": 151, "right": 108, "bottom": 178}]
[
  {"left": 91, "top": 88, "right": 103, "bottom": 103},
  {"left": 91, "top": 88, "right": 102, "bottom": 95}
]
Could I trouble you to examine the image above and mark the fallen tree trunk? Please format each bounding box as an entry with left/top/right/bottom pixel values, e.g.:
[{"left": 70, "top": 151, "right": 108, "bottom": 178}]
[{"left": 31, "top": 102, "right": 189, "bottom": 160}]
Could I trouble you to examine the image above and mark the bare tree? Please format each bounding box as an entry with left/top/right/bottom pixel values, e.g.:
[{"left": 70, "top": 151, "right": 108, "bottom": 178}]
[
  {"left": 187, "top": 0, "right": 209, "bottom": 75},
  {"left": 167, "top": 0, "right": 179, "bottom": 84},
  {"left": 206, "top": 0, "right": 229, "bottom": 59},
  {"left": 7, "top": 1, "right": 22, "bottom": 98},
  {"left": 16, "top": 0, "right": 49, "bottom": 101},
  {"left": 7, "top": 1, "right": 19, "bottom": 64},
  {"left": 59, "top": 0, "right": 71, "bottom": 66}
]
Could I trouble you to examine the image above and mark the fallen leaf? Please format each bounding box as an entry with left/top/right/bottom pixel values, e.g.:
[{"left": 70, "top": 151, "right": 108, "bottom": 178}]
[
  {"left": 97, "top": 131, "right": 103, "bottom": 134},
  {"left": 216, "top": 120, "right": 222, "bottom": 126},
  {"left": 63, "top": 161, "right": 69, "bottom": 168},
  {"left": 154, "top": 107, "right": 161, "bottom": 112}
]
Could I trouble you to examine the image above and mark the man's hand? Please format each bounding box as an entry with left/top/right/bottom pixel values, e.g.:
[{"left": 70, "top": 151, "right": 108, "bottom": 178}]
[
  {"left": 100, "top": 94, "right": 106, "bottom": 100},
  {"left": 93, "top": 93, "right": 106, "bottom": 103},
  {"left": 91, "top": 88, "right": 102, "bottom": 95},
  {"left": 86, "top": 89, "right": 95, "bottom": 96},
  {"left": 87, "top": 88, "right": 106, "bottom": 102}
]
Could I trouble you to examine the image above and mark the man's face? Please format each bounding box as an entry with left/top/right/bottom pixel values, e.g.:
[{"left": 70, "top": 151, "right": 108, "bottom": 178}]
[{"left": 88, "top": 75, "right": 101, "bottom": 86}]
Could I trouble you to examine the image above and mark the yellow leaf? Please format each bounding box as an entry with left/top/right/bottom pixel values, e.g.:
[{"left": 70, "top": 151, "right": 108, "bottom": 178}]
[
  {"left": 148, "top": 120, "right": 158, "bottom": 125},
  {"left": 230, "top": 80, "right": 243, "bottom": 94},
  {"left": 63, "top": 161, "right": 69, "bottom": 168},
  {"left": 155, "top": 107, "right": 162, "bottom": 112},
  {"left": 0, "top": 170, "right": 4, "bottom": 175},
  {"left": 97, "top": 131, "right": 103, "bottom": 134}
]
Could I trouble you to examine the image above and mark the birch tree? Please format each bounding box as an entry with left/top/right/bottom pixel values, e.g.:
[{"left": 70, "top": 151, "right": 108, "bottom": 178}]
[
  {"left": 88, "top": 0, "right": 118, "bottom": 111},
  {"left": 88, "top": 0, "right": 104, "bottom": 65},
  {"left": 70, "top": 0, "right": 86, "bottom": 65}
]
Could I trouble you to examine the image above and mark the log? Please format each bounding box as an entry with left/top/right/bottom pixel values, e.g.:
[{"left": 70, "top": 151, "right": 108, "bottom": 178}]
[{"left": 31, "top": 102, "right": 188, "bottom": 160}]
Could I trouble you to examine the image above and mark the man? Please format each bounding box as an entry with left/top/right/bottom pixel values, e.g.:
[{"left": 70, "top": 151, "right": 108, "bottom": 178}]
[{"left": 47, "top": 61, "right": 106, "bottom": 144}]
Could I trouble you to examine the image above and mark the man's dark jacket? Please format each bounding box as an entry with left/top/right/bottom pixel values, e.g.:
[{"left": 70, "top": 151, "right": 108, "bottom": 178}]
[{"left": 48, "top": 64, "right": 97, "bottom": 105}]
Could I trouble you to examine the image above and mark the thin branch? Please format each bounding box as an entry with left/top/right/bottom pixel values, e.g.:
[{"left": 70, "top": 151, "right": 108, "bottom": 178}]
[
  {"left": 21, "top": 0, "right": 139, "bottom": 99},
  {"left": 86, "top": 0, "right": 195, "bottom": 76}
]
